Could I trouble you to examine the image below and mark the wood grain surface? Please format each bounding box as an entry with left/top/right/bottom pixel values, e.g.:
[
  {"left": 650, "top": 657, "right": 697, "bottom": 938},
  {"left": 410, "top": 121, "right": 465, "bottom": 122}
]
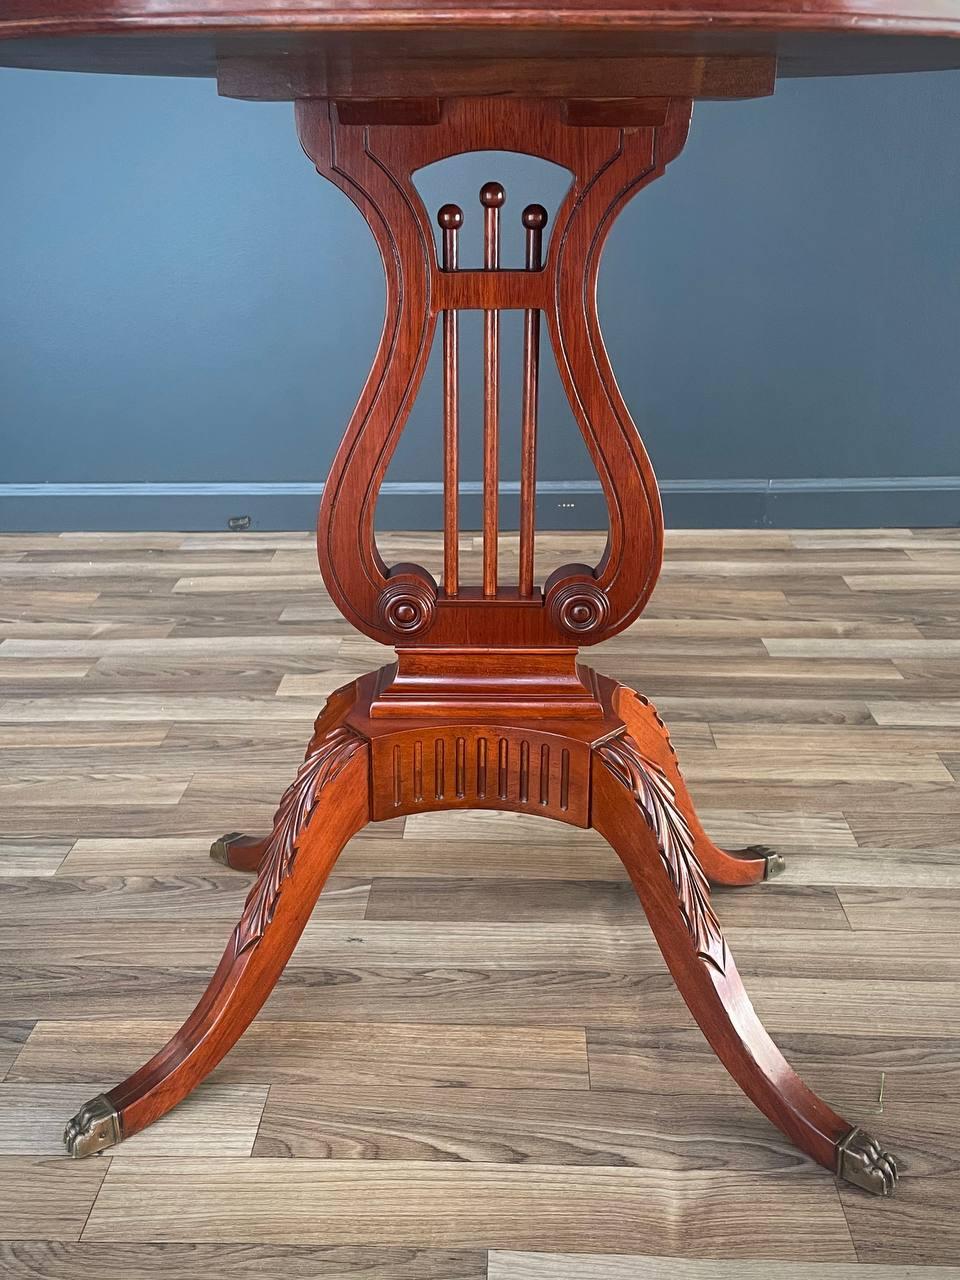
[
  {"left": 1, "top": 528, "right": 959, "bottom": 1270},
  {"left": 4, "top": 1, "right": 960, "bottom": 82},
  {"left": 81, "top": 1159, "right": 856, "bottom": 1256}
]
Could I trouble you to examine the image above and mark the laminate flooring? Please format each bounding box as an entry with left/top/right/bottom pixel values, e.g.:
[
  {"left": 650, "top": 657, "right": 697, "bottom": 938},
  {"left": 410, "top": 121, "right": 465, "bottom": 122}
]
[{"left": 1, "top": 528, "right": 959, "bottom": 1277}]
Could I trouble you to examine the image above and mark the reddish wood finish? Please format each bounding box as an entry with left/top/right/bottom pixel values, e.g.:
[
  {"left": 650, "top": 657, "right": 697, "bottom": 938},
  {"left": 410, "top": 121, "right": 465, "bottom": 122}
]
[
  {"left": 211, "top": 832, "right": 269, "bottom": 873},
  {"left": 439, "top": 203, "right": 462, "bottom": 598},
  {"left": 481, "top": 180, "right": 503, "bottom": 600},
  {"left": 613, "top": 685, "right": 772, "bottom": 886},
  {"left": 93, "top": 668, "right": 866, "bottom": 1183},
  {"left": 219, "top": 48, "right": 777, "bottom": 103},
  {"left": 296, "top": 95, "right": 687, "bottom": 666},
  {"left": 346, "top": 669, "right": 618, "bottom": 824},
  {"left": 590, "top": 733, "right": 852, "bottom": 1169},
  {"left": 519, "top": 204, "right": 546, "bottom": 599},
  {"left": 369, "top": 649, "right": 606, "bottom": 719},
  {"left": 3, "top": 5, "right": 960, "bottom": 86},
  {"left": 2, "top": 0, "right": 957, "bottom": 36},
  {"left": 216, "top": 682, "right": 769, "bottom": 883},
  {"left": 104, "top": 684, "right": 370, "bottom": 1142},
  {"left": 35, "top": 58, "right": 899, "bottom": 1189}
]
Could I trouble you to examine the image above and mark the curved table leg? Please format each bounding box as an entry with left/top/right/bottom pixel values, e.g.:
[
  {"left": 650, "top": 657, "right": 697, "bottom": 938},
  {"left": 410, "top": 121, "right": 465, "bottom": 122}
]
[
  {"left": 63, "top": 688, "right": 370, "bottom": 1157},
  {"left": 591, "top": 729, "right": 898, "bottom": 1195},
  {"left": 614, "top": 684, "right": 783, "bottom": 886},
  {"left": 207, "top": 684, "right": 361, "bottom": 873},
  {"left": 209, "top": 832, "right": 268, "bottom": 873}
]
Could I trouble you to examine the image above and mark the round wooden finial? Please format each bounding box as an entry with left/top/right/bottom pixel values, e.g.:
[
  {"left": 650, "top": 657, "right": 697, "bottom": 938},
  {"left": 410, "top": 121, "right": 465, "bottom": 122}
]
[
  {"left": 522, "top": 204, "right": 548, "bottom": 230},
  {"left": 437, "top": 203, "right": 464, "bottom": 230},
  {"left": 479, "top": 181, "right": 506, "bottom": 209}
]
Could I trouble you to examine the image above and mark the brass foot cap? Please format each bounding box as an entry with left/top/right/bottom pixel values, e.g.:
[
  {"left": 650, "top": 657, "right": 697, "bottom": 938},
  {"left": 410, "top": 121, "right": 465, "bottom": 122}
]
[
  {"left": 837, "top": 1126, "right": 899, "bottom": 1196},
  {"left": 63, "top": 1094, "right": 121, "bottom": 1158},
  {"left": 764, "top": 851, "right": 786, "bottom": 880},
  {"left": 210, "top": 832, "right": 244, "bottom": 865},
  {"left": 746, "top": 845, "right": 786, "bottom": 879}
]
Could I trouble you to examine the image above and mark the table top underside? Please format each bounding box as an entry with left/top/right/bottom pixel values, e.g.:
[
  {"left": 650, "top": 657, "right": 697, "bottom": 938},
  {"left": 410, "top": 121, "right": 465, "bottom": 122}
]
[{"left": 3, "top": 2, "right": 960, "bottom": 80}]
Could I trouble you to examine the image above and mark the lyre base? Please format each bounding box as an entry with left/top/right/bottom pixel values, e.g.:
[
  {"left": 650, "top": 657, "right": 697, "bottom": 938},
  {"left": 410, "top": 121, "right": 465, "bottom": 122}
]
[
  {"left": 59, "top": 90, "right": 898, "bottom": 1201},
  {"left": 62, "top": 666, "right": 898, "bottom": 1196}
]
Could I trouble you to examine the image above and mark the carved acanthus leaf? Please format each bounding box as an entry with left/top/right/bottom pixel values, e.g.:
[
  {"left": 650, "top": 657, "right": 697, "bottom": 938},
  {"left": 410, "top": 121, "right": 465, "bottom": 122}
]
[
  {"left": 233, "top": 725, "right": 363, "bottom": 957},
  {"left": 598, "top": 733, "right": 726, "bottom": 974}
]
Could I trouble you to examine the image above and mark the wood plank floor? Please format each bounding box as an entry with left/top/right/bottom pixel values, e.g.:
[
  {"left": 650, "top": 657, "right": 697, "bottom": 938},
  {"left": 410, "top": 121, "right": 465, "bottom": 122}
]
[{"left": 1, "top": 527, "right": 959, "bottom": 1277}]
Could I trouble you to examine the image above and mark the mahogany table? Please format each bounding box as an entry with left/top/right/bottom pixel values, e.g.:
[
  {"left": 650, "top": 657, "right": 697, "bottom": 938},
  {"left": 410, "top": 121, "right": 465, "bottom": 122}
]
[{"left": 7, "top": 1, "right": 959, "bottom": 1197}]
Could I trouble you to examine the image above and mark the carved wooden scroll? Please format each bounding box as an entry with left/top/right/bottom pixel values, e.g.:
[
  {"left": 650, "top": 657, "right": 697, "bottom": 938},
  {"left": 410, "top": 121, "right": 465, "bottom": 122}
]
[{"left": 296, "top": 96, "right": 692, "bottom": 651}]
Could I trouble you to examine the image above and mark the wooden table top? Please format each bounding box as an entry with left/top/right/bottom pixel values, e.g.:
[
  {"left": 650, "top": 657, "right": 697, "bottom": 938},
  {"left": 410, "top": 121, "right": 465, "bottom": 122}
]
[{"left": 3, "top": 1, "right": 960, "bottom": 83}]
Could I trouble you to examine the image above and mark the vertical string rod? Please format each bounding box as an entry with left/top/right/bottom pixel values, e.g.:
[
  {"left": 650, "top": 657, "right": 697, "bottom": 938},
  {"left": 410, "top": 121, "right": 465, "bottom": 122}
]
[
  {"left": 519, "top": 203, "right": 547, "bottom": 598},
  {"left": 438, "top": 203, "right": 463, "bottom": 598},
  {"left": 481, "top": 181, "right": 504, "bottom": 599}
]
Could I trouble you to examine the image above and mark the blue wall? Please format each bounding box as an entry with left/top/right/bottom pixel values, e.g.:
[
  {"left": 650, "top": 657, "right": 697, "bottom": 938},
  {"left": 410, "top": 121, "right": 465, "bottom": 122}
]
[{"left": 1, "top": 67, "right": 959, "bottom": 529}]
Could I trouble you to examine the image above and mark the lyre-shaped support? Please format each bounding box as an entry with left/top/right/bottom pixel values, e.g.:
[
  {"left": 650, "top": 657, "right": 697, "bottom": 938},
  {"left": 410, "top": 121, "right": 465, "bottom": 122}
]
[
  {"left": 60, "top": 91, "right": 901, "bottom": 1193},
  {"left": 296, "top": 96, "right": 691, "bottom": 678}
]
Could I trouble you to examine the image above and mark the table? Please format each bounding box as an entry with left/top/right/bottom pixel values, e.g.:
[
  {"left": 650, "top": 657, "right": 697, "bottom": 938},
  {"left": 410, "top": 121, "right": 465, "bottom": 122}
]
[{"left": 7, "top": 2, "right": 956, "bottom": 1197}]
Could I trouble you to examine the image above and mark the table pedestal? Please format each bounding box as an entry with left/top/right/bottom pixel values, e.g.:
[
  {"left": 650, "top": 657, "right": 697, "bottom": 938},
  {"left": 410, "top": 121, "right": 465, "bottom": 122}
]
[{"left": 64, "top": 94, "right": 898, "bottom": 1196}]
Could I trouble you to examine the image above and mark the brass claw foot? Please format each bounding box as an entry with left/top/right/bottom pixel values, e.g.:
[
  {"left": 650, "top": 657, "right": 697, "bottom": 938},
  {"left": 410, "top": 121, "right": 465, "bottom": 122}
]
[
  {"left": 63, "top": 1093, "right": 121, "bottom": 1158},
  {"left": 210, "top": 832, "right": 244, "bottom": 865},
  {"left": 744, "top": 845, "right": 786, "bottom": 879},
  {"left": 837, "top": 1126, "right": 900, "bottom": 1196}
]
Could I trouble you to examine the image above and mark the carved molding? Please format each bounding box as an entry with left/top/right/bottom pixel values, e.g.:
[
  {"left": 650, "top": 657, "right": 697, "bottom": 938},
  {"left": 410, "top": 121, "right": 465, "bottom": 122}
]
[
  {"left": 232, "top": 725, "right": 364, "bottom": 956},
  {"left": 597, "top": 731, "right": 727, "bottom": 974},
  {"left": 369, "top": 727, "right": 591, "bottom": 824}
]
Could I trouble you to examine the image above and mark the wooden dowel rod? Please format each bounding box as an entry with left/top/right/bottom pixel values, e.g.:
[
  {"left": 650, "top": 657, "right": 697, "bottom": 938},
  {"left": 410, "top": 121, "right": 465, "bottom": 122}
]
[
  {"left": 438, "top": 203, "right": 463, "bottom": 598},
  {"left": 519, "top": 203, "right": 547, "bottom": 598},
  {"left": 480, "top": 181, "right": 504, "bottom": 599}
]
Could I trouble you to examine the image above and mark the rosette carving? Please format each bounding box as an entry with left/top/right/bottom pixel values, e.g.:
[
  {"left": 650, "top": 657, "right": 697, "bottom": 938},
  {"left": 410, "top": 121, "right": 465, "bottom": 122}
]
[
  {"left": 233, "top": 725, "right": 364, "bottom": 956},
  {"left": 546, "top": 577, "right": 611, "bottom": 636},
  {"left": 377, "top": 575, "right": 437, "bottom": 636},
  {"left": 597, "top": 732, "right": 727, "bottom": 974}
]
